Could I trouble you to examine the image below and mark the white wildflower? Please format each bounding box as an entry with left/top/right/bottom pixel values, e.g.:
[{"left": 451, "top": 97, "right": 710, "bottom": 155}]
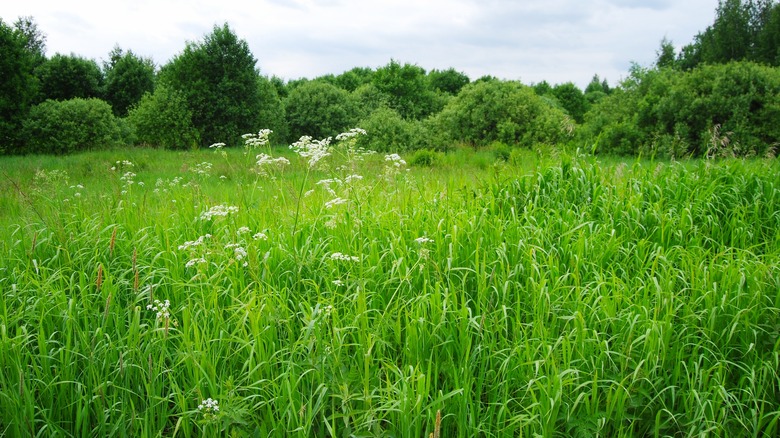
[
  {"left": 185, "top": 257, "right": 207, "bottom": 268},
  {"left": 384, "top": 154, "right": 407, "bottom": 167},
  {"left": 252, "top": 232, "right": 268, "bottom": 241},
  {"left": 237, "top": 226, "right": 251, "bottom": 235},
  {"left": 146, "top": 299, "right": 171, "bottom": 321},
  {"left": 335, "top": 128, "right": 367, "bottom": 141},
  {"left": 325, "top": 197, "right": 348, "bottom": 209},
  {"left": 199, "top": 204, "right": 239, "bottom": 221},
  {"left": 330, "top": 252, "right": 360, "bottom": 262},
  {"left": 415, "top": 237, "right": 434, "bottom": 244}
]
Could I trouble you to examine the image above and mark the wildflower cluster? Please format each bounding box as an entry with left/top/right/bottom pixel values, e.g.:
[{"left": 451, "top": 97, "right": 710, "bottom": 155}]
[
  {"left": 199, "top": 204, "right": 239, "bottom": 221},
  {"left": 385, "top": 154, "right": 407, "bottom": 168},
  {"left": 153, "top": 177, "right": 184, "bottom": 194},
  {"left": 111, "top": 160, "right": 134, "bottom": 171},
  {"left": 255, "top": 153, "right": 290, "bottom": 176},
  {"left": 191, "top": 162, "right": 213, "bottom": 177},
  {"left": 225, "top": 243, "right": 248, "bottom": 266},
  {"left": 178, "top": 234, "right": 212, "bottom": 251},
  {"left": 147, "top": 299, "right": 171, "bottom": 322},
  {"left": 197, "top": 398, "right": 220, "bottom": 419},
  {"left": 243, "top": 129, "right": 273, "bottom": 151},
  {"left": 330, "top": 252, "right": 360, "bottom": 262},
  {"left": 290, "top": 135, "right": 332, "bottom": 168}
]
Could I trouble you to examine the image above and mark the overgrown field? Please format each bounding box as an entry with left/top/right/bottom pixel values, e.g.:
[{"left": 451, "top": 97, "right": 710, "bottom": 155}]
[{"left": 1, "top": 136, "right": 779, "bottom": 437}]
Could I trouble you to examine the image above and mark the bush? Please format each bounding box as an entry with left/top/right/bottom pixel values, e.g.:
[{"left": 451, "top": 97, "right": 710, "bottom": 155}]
[
  {"left": 283, "top": 80, "right": 358, "bottom": 139},
  {"left": 22, "top": 98, "right": 122, "bottom": 154},
  {"left": 128, "top": 85, "right": 198, "bottom": 150},
  {"left": 489, "top": 141, "right": 511, "bottom": 161},
  {"left": 437, "top": 80, "right": 572, "bottom": 148},
  {"left": 409, "top": 149, "right": 440, "bottom": 167},
  {"left": 356, "top": 107, "right": 416, "bottom": 152}
]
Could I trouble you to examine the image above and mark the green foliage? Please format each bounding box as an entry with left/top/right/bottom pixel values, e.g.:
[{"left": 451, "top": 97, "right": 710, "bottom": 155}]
[
  {"left": 22, "top": 98, "right": 121, "bottom": 154},
  {"left": 103, "top": 46, "right": 155, "bottom": 117},
  {"left": 3, "top": 150, "right": 780, "bottom": 436},
  {"left": 552, "top": 82, "right": 589, "bottom": 123},
  {"left": 427, "top": 67, "right": 470, "bottom": 95},
  {"left": 356, "top": 107, "right": 415, "bottom": 152},
  {"left": 678, "top": 0, "right": 780, "bottom": 69},
  {"left": 351, "top": 83, "right": 390, "bottom": 120},
  {"left": 438, "top": 80, "right": 572, "bottom": 148},
  {"left": 333, "top": 66, "right": 374, "bottom": 92},
  {"left": 13, "top": 16, "right": 46, "bottom": 69},
  {"left": 256, "top": 76, "right": 287, "bottom": 142},
  {"left": 655, "top": 37, "right": 677, "bottom": 69},
  {"left": 409, "top": 148, "right": 440, "bottom": 166},
  {"left": 283, "top": 80, "right": 358, "bottom": 139},
  {"left": 583, "top": 61, "right": 780, "bottom": 157},
  {"left": 0, "top": 18, "right": 37, "bottom": 153},
  {"left": 372, "top": 60, "right": 440, "bottom": 119},
  {"left": 159, "top": 23, "right": 265, "bottom": 147},
  {"left": 35, "top": 53, "right": 104, "bottom": 102},
  {"left": 128, "top": 85, "right": 198, "bottom": 150},
  {"left": 489, "top": 141, "right": 512, "bottom": 161}
]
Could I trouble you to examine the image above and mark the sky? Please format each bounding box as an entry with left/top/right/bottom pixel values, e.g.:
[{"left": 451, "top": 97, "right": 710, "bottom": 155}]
[{"left": 1, "top": 0, "right": 719, "bottom": 88}]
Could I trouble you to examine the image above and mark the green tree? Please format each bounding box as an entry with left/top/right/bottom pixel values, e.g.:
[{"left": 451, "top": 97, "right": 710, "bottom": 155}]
[
  {"left": 552, "top": 82, "right": 588, "bottom": 123},
  {"left": 159, "top": 23, "right": 264, "bottom": 147},
  {"left": 283, "top": 80, "right": 358, "bottom": 139},
  {"left": 128, "top": 85, "right": 198, "bottom": 149},
  {"left": 13, "top": 16, "right": 46, "bottom": 69},
  {"left": 372, "top": 60, "right": 438, "bottom": 119},
  {"left": 427, "top": 67, "right": 470, "bottom": 95},
  {"left": 35, "top": 53, "right": 104, "bottom": 102},
  {"left": 334, "top": 67, "right": 374, "bottom": 92},
  {"left": 103, "top": 46, "right": 155, "bottom": 116},
  {"left": 655, "top": 37, "right": 677, "bottom": 68},
  {"left": 256, "top": 75, "right": 287, "bottom": 142},
  {"left": 0, "top": 18, "right": 38, "bottom": 153}
]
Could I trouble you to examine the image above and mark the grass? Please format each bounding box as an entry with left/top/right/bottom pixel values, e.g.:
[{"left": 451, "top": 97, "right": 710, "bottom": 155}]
[{"left": 1, "top": 138, "right": 779, "bottom": 437}]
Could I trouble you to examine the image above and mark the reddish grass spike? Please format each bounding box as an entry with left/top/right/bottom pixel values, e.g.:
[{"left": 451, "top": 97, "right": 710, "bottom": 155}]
[
  {"left": 96, "top": 264, "right": 103, "bottom": 292},
  {"left": 109, "top": 227, "right": 117, "bottom": 256}
]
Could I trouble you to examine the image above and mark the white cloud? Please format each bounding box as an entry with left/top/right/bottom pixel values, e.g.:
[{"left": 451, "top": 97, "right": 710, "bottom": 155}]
[{"left": 0, "top": 0, "right": 718, "bottom": 87}]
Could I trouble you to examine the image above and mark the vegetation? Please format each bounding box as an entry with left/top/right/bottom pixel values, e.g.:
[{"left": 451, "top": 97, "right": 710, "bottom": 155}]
[
  {"left": 1, "top": 2, "right": 780, "bottom": 434},
  {"left": 1, "top": 141, "right": 779, "bottom": 436}
]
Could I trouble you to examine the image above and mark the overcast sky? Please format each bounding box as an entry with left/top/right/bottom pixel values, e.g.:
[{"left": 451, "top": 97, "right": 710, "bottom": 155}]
[{"left": 1, "top": 0, "right": 718, "bottom": 88}]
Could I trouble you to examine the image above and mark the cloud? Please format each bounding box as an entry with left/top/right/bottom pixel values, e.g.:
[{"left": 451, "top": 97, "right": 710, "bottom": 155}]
[{"left": 0, "top": 0, "right": 719, "bottom": 87}]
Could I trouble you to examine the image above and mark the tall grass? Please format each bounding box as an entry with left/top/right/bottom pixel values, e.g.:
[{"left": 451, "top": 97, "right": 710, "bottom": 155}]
[{"left": 1, "top": 141, "right": 779, "bottom": 436}]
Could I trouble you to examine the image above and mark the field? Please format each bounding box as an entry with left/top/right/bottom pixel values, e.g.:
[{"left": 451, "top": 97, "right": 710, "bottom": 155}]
[{"left": 1, "top": 135, "right": 779, "bottom": 437}]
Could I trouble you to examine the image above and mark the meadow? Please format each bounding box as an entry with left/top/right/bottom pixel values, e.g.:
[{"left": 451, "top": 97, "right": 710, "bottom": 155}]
[{"left": 1, "top": 132, "right": 779, "bottom": 437}]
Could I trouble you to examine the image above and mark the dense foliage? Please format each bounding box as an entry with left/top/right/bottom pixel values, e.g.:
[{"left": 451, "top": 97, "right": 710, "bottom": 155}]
[
  {"left": 158, "top": 23, "right": 267, "bottom": 147},
  {"left": 283, "top": 80, "right": 358, "bottom": 140},
  {"left": 103, "top": 47, "right": 155, "bottom": 117},
  {"left": 22, "top": 98, "right": 122, "bottom": 154},
  {"left": 127, "top": 85, "right": 198, "bottom": 150},
  {"left": 35, "top": 53, "right": 104, "bottom": 102},
  {"left": 1, "top": 147, "right": 779, "bottom": 436}
]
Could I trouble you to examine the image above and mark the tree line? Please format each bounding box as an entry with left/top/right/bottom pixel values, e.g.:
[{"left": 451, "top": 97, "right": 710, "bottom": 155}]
[{"left": 1, "top": 0, "right": 779, "bottom": 158}]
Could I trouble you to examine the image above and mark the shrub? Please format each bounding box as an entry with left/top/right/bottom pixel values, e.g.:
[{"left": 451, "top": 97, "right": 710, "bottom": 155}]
[
  {"left": 409, "top": 149, "right": 439, "bottom": 167},
  {"left": 489, "top": 141, "right": 511, "bottom": 161},
  {"left": 283, "top": 80, "right": 358, "bottom": 139},
  {"left": 437, "top": 80, "right": 572, "bottom": 148},
  {"left": 356, "top": 107, "right": 416, "bottom": 152},
  {"left": 22, "top": 98, "right": 122, "bottom": 154},
  {"left": 128, "top": 85, "right": 198, "bottom": 150}
]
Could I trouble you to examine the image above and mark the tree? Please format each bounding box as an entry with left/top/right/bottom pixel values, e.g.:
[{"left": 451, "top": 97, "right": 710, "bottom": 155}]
[
  {"left": 334, "top": 67, "right": 374, "bottom": 92},
  {"left": 13, "top": 16, "right": 46, "bottom": 69},
  {"left": 103, "top": 46, "right": 155, "bottom": 116},
  {"left": 0, "top": 18, "right": 38, "bottom": 153},
  {"left": 372, "top": 60, "right": 438, "bottom": 119},
  {"left": 128, "top": 85, "right": 198, "bottom": 150},
  {"left": 159, "top": 23, "right": 265, "bottom": 147},
  {"left": 552, "top": 82, "right": 588, "bottom": 123},
  {"left": 256, "top": 75, "right": 287, "bottom": 141},
  {"left": 427, "top": 68, "right": 470, "bottom": 95},
  {"left": 283, "top": 80, "right": 358, "bottom": 139},
  {"left": 655, "top": 37, "right": 677, "bottom": 69},
  {"left": 35, "top": 53, "right": 104, "bottom": 102}
]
